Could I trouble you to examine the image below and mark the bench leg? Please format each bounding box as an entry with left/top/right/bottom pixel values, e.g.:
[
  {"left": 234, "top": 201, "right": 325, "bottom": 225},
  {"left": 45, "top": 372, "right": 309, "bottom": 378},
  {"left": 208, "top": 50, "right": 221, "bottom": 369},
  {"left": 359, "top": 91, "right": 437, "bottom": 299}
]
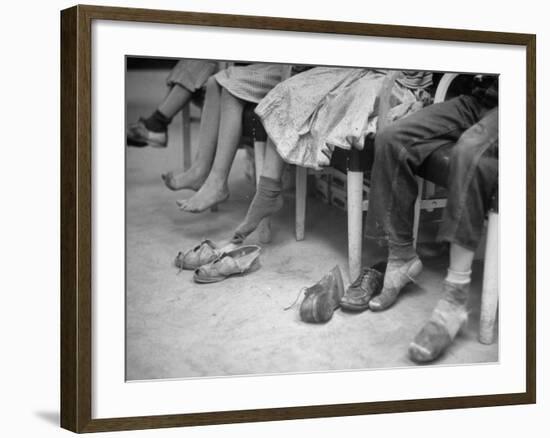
[
  {"left": 413, "top": 177, "right": 424, "bottom": 248},
  {"left": 347, "top": 169, "right": 363, "bottom": 282},
  {"left": 295, "top": 166, "right": 307, "bottom": 241},
  {"left": 424, "top": 181, "right": 436, "bottom": 212},
  {"left": 479, "top": 211, "right": 499, "bottom": 344},
  {"left": 254, "top": 141, "right": 272, "bottom": 243},
  {"left": 181, "top": 106, "right": 192, "bottom": 171}
]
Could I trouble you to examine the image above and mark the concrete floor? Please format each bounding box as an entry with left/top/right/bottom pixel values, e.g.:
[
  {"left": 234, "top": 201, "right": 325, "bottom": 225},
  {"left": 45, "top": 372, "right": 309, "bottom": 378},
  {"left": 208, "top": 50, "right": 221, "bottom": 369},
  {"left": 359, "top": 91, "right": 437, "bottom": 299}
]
[{"left": 125, "top": 68, "right": 498, "bottom": 381}]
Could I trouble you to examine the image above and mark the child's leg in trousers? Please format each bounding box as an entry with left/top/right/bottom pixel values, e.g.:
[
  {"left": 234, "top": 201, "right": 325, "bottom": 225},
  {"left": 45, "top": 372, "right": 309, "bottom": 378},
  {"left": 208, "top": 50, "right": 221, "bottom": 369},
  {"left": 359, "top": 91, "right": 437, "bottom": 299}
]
[
  {"left": 156, "top": 59, "right": 218, "bottom": 122},
  {"left": 128, "top": 60, "right": 218, "bottom": 148},
  {"left": 232, "top": 142, "right": 285, "bottom": 244},
  {"left": 366, "top": 97, "right": 483, "bottom": 312},
  {"left": 437, "top": 107, "right": 499, "bottom": 249},
  {"left": 177, "top": 88, "right": 245, "bottom": 212},
  {"left": 409, "top": 110, "right": 498, "bottom": 363},
  {"left": 127, "top": 86, "right": 192, "bottom": 148},
  {"left": 162, "top": 76, "right": 222, "bottom": 191},
  {"left": 137, "top": 85, "right": 193, "bottom": 135}
]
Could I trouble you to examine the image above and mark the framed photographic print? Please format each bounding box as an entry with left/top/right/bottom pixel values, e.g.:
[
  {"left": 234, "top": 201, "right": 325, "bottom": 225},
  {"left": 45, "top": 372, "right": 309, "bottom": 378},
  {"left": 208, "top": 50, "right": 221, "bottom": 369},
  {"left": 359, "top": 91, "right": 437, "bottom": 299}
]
[{"left": 60, "top": 4, "right": 536, "bottom": 433}]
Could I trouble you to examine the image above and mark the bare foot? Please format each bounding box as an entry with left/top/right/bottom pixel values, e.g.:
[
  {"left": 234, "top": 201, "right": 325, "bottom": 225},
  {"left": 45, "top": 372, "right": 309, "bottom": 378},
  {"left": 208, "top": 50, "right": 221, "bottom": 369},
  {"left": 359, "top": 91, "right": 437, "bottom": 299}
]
[
  {"left": 176, "top": 178, "right": 230, "bottom": 212},
  {"left": 161, "top": 165, "right": 208, "bottom": 191}
]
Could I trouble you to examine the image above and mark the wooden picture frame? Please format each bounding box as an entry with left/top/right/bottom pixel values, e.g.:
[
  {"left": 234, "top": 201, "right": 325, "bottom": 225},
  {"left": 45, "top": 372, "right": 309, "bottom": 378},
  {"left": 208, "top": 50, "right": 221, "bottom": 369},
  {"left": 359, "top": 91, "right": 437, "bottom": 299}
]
[{"left": 61, "top": 4, "right": 536, "bottom": 433}]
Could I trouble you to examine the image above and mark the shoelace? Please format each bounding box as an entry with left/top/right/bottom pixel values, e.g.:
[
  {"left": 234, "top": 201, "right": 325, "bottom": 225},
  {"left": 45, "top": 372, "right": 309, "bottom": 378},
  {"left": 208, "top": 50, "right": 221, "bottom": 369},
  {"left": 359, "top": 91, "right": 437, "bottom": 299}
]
[
  {"left": 350, "top": 268, "right": 374, "bottom": 288},
  {"left": 283, "top": 287, "right": 308, "bottom": 311}
]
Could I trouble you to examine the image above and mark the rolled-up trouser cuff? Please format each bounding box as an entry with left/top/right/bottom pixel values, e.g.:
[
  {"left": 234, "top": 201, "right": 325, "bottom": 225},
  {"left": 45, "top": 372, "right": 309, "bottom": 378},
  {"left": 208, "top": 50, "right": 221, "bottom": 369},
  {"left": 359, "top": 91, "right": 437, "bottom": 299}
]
[{"left": 388, "top": 241, "right": 417, "bottom": 261}]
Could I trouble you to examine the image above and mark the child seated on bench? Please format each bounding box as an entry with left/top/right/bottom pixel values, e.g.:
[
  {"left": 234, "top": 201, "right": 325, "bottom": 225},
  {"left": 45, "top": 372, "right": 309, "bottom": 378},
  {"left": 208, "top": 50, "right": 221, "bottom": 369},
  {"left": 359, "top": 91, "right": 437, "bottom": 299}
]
[
  {"left": 162, "top": 63, "right": 289, "bottom": 212},
  {"left": 360, "top": 77, "right": 498, "bottom": 362},
  {"left": 230, "top": 68, "right": 433, "bottom": 244}
]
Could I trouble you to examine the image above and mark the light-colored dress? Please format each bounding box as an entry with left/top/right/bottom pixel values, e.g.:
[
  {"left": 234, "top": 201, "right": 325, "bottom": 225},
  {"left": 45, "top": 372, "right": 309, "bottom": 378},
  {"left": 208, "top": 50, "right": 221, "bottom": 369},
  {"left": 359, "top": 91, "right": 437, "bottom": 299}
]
[
  {"left": 214, "top": 63, "right": 286, "bottom": 104},
  {"left": 166, "top": 59, "right": 219, "bottom": 92},
  {"left": 255, "top": 67, "right": 433, "bottom": 169}
]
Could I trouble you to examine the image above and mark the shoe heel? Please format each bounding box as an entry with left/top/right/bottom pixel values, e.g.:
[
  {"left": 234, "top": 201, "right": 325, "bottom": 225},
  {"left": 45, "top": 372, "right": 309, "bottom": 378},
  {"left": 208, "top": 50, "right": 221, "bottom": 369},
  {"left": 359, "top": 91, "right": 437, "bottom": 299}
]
[
  {"left": 331, "top": 266, "right": 345, "bottom": 305},
  {"left": 300, "top": 293, "right": 334, "bottom": 323},
  {"left": 299, "top": 294, "right": 316, "bottom": 322}
]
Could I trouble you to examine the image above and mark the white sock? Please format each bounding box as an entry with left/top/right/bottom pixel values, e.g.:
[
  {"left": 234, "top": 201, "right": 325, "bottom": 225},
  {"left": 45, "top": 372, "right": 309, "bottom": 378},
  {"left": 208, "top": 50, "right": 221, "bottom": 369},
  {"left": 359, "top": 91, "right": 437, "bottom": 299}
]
[{"left": 445, "top": 268, "right": 471, "bottom": 285}]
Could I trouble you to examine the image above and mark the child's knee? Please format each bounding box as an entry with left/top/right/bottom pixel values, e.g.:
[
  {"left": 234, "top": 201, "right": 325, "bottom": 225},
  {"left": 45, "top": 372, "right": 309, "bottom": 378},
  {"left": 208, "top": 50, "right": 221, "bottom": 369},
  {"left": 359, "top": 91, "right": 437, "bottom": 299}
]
[{"left": 205, "top": 76, "right": 219, "bottom": 90}]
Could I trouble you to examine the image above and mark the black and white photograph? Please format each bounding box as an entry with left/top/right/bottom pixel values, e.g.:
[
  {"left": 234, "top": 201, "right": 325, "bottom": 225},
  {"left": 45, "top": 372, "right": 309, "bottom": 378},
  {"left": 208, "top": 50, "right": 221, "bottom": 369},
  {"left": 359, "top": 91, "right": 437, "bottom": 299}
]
[
  {"left": 3, "top": 0, "right": 546, "bottom": 435},
  {"left": 125, "top": 58, "right": 499, "bottom": 381}
]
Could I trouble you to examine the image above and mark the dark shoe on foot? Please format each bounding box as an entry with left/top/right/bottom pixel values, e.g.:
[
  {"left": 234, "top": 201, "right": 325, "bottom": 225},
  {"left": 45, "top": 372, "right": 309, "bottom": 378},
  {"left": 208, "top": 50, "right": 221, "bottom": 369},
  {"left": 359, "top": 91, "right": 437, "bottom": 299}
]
[
  {"left": 127, "top": 118, "right": 167, "bottom": 148},
  {"left": 340, "top": 262, "right": 386, "bottom": 312},
  {"left": 299, "top": 266, "right": 345, "bottom": 323}
]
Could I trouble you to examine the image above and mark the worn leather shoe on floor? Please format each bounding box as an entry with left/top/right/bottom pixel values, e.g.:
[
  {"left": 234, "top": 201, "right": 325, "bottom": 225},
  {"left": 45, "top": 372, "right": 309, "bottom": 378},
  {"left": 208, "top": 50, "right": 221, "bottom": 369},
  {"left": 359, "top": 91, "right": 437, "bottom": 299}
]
[
  {"left": 175, "top": 240, "right": 224, "bottom": 271},
  {"left": 299, "top": 266, "right": 345, "bottom": 323},
  {"left": 193, "top": 245, "right": 261, "bottom": 283},
  {"left": 127, "top": 118, "right": 167, "bottom": 148},
  {"left": 340, "top": 262, "right": 386, "bottom": 311}
]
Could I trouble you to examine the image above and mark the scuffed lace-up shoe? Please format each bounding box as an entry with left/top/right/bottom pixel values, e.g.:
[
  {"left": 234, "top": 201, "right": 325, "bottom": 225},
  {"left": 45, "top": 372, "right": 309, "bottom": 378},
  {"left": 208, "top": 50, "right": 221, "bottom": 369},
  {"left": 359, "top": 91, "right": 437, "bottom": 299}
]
[
  {"left": 340, "top": 262, "right": 386, "bottom": 311},
  {"left": 299, "top": 266, "right": 345, "bottom": 323}
]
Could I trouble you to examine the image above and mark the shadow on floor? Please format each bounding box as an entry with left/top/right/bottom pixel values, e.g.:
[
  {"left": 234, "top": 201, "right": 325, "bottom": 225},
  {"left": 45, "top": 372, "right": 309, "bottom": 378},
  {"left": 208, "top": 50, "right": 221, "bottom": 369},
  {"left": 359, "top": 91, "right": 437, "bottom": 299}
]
[{"left": 34, "top": 411, "right": 59, "bottom": 427}]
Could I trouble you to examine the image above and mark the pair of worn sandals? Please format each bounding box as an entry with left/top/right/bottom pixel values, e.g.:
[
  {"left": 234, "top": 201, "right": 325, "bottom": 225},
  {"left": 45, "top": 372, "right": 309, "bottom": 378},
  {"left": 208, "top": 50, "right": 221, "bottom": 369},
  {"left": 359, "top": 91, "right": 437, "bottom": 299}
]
[
  {"left": 175, "top": 240, "right": 261, "bottom": 283},
  {"left": 298, "top": 262, "right": 387, "bottom": 324}
]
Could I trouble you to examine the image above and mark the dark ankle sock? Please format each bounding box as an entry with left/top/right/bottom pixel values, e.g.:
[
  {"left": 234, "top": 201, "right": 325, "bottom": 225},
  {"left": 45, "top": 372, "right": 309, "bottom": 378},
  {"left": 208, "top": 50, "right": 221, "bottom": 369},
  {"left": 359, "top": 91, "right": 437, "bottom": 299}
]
[
  {"left": 232, "top": 176, "right": 283, "bottom": 244},
  {"left": 143, "top": 110, "right": 171, "bottom": 133}
]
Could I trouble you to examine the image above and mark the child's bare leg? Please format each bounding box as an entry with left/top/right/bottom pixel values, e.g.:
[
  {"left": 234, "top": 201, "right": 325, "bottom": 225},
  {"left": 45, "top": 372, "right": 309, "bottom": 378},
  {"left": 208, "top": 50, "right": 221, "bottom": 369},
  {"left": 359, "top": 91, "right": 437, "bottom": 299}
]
[
  {"left": 409, "top": 243, "right": 473, "bottom": 363},
  {"left": 231, "top": 142, "right": 285, "bottom": 243},
  {"left": 177, "top": 89, "right": 244, "bottom": 211},
  {"left": 262, "top": 140, "right": 286, "bottom": 179},
  {"left": 162, "top": 77, "right": 221, "bottom": 191}
]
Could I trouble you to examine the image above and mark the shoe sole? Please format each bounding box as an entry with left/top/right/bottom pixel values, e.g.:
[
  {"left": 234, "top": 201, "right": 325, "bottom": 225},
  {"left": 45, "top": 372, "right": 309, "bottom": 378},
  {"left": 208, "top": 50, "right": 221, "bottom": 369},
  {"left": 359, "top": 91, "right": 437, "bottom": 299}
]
[
  {"left": 301, "top": 267, "right": 345, "bottom": 323},
  {"left": 193, "top": 257, "right": 260, "bottom": 283},
  {"left": 340, "top": 300, "right": 370, "bottom": 312},
  {"left": 126, "top": 136, "right": 166, "bottom": 148}
]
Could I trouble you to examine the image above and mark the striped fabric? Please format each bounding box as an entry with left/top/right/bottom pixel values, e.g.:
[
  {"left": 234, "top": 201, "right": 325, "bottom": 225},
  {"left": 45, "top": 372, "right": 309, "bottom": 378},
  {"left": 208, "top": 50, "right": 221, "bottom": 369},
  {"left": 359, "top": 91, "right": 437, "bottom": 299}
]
[
  {"left": 396, "top": 70, "right": 434, "bottom": 89},
  {"left": 166, "top": 59, "right": 219, "bottom": 92},
  {"left": 214, "top": 63, "right": 286, "bottom": 104}
]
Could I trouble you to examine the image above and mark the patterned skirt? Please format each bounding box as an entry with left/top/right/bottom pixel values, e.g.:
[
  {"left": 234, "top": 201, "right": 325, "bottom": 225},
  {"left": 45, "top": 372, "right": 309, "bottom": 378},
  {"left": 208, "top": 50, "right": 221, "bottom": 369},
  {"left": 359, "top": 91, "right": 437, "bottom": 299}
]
[
  {"left": 166, "top": 59, "right": 219, "bottom": 92},
  {"left": 215, "top": 63, "right": 286, "bottom": 104},
  {"left": 255, "top": 67, "right": 432, "bottom": 169}
]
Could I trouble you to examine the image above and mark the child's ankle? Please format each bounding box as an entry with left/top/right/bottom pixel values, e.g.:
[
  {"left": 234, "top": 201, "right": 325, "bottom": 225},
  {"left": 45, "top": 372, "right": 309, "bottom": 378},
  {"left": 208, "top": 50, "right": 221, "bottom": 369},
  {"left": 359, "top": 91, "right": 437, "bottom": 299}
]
[
  {"left": 442, "top": 280, "right": 470, "bottom": 306},
  {"left": 388, "top": 242, "right": 417, "bottom": 263},
  {"left": 144, "top": 109, "right": 171, "bottom": 133}
]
